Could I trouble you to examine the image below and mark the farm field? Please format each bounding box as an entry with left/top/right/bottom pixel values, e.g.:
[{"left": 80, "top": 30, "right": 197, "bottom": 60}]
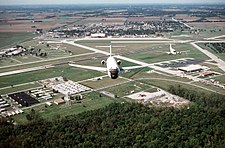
[{"left": 187, "top": 22, "right": 225, "bottom": 39}]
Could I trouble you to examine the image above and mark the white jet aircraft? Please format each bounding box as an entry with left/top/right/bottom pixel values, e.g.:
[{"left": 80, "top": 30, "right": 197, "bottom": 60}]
[
  {"left": 166, "top": 44, "right": 189, "bottom": 55},
  {"left": 69, "top": 45, "right": 146, "bottom": 79}
]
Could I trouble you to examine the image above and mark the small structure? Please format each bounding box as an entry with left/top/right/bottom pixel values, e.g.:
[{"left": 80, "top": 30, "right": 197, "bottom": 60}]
[
  {"left": 200, "top": 71, "right": 215, "bottom": 77},
  {"left": 54, "top": 98, "right": 65, "bottom": 105},
  {"left": 45, "top": 102, "right": 53, "bottom": 106}
]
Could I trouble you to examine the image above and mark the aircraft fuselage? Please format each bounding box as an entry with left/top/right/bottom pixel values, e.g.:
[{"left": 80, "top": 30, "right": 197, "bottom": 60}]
[{"left": 107, "top": 56, "right": 120, "bottom": 79}]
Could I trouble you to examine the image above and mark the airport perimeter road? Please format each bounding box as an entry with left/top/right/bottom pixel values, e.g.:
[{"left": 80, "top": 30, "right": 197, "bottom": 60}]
[{"left": 191, "top": 42, "right": 225, "bottom": 72}]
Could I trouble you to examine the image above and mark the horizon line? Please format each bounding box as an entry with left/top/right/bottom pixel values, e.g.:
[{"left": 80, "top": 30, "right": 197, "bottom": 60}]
[{"left": 1, "top": 2, "right": 225, "bottom": 6}]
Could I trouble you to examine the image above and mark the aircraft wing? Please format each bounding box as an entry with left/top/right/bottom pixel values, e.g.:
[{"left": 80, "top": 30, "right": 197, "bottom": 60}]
[
  {"left": 69, "top": 63, "right": 107, "bottom": 72},
  {"left": 121, "top": 65, "right": 147, "bottom": 71},
  {"left": 180, "top": 50, "right": 190, "bottom": 53}
]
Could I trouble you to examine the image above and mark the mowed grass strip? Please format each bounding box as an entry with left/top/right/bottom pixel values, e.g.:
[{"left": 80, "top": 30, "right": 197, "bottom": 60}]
[
  {"left": 125, "top": 43, "right": 209, "bottom": 63},
  {"left": 0, "top": 53, "right": 100, "bottom": 73},
  {"left": 0, "top": 65, "right": 103, "bottom": 88},
  {"left": 103, "top": 81, "right": 151, "bottom": 97},
  {"left": 0, "top": 32, "right": 36, "bottom": 49},
  {"left": 0, "top": 83, "right": 41, "bottom": 95},
  {"left": 81, "top": 77, "right": 128, "bottom": 89},
  {"left": 138, "top": 79, "right": 224, "bottom": 95}
]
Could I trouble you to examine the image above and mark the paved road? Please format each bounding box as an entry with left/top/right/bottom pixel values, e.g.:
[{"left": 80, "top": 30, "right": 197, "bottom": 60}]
[{"left": 191, "top": 42, "right": 225, "bottom": 72}]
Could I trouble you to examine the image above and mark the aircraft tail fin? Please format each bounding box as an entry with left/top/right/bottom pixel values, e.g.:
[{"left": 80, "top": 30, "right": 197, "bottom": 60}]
[
  {"left": 109, "top": 45, "right": 112, "bottom": 57},
  {"left": 170, "top": 44, "right": 176, "bottom": 53}
]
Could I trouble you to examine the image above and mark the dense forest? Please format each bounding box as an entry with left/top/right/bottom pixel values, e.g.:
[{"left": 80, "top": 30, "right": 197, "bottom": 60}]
[{"left": 1, "top": 85, "right": 225, "bottom": 147}]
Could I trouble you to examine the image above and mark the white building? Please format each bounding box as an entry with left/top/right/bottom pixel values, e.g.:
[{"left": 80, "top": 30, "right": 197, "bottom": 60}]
[
  {"left": 91, "top": 33, "right": 106, "bottom": 38},
  {"left": 178, "top": 64, "right": 208, "bottom": 73}
]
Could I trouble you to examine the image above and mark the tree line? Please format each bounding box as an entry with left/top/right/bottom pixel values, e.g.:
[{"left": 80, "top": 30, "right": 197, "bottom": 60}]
[{"left": 0, "top": 85, "right": 225, "bottom": 147}]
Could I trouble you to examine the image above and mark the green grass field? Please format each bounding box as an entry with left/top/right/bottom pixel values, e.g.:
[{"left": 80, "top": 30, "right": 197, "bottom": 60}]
[
  {"left": 131, "top": 71, "right": 191, "bottom": 82},
  {"left": 78, "top": 41, "right": 209, "bottom": 64},
  {"left": 0, "top": 83, "right": 41, "bottom": 95},
  {"left": 77, "top": 56, "right": 138, "bottom": 67},
  {"left": 12, "top": 55, "right": 41, "bottom": 63},
  {"left": 49, "top": 43, "right": 92, "bottom": 55},
  {"left": 201, "top": 62, "right": 225, "bottom": 73},
  {"left": 138, "top": 79, "right": 224, "bottom": 95},
  {"left": 103, "top": 81, "right": 151, "bottom": 97},
  {"left": 194, "top": 27, "right": 225, "bottom": 39},
  {"left": 197, "top": 43, "right": 225, "bottom": 61},
  {"left": 0, "top": 53, "right": 100, "bottom": 73},
  {"left": 0, "top": 32, "right": 36, "bottom": 49},
  {"left": 12, "top": 91, "right": 122, "bottom": 124},
  {"left": 192, "top": 81, "right": 225, "bottom": 94},
  {"left": 0, "top": 58, "right": 21, "bottom": 67},
  {"left": 0, "top": 65, "right": 103, "bottom": 88},
  {"left": 81, "top": 77, "right": 128, "bottom": 89},
  {"left": 125, "top": 43, "right": 209, "bottom": 64},
  {"left": 211, "top": 75, "right": 225, "bottom": 83}
]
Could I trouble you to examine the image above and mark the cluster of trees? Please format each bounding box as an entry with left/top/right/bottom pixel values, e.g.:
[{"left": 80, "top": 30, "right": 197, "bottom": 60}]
[
  {"left": 0, "top": 85, "right": 225, "bottom": 147},
  {"left": 204, "top": 43, "right": 225, "bottom": 53}
]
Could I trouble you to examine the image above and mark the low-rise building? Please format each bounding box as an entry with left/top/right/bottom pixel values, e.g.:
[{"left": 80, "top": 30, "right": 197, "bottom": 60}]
[
  {"left": 178, "top": 64, "right": 207, "bottom": 73},
  {"left": 54, "top": 98, "right": 65, "bottom": 105},
  {"left": 91, "top": 33, "right": 106, "bottom": 38}
]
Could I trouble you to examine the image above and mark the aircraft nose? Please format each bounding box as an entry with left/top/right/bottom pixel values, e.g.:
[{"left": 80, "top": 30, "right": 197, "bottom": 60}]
[{"left": 110, "top": 68, "right": 119, "bottom": 79}]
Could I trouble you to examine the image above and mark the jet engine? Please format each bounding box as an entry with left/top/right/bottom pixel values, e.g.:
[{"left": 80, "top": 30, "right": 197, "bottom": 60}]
[
  {"left": 117, "top": 60, "right": 121, "bottom": 65},
  {"left": 101, "top": 60, "right": 106, "bottom": 65}
]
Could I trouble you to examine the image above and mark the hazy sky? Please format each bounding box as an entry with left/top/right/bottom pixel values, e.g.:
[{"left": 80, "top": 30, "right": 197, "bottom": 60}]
[{"left": 0, "top": 0, "right": 224, "bottom": 5}]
